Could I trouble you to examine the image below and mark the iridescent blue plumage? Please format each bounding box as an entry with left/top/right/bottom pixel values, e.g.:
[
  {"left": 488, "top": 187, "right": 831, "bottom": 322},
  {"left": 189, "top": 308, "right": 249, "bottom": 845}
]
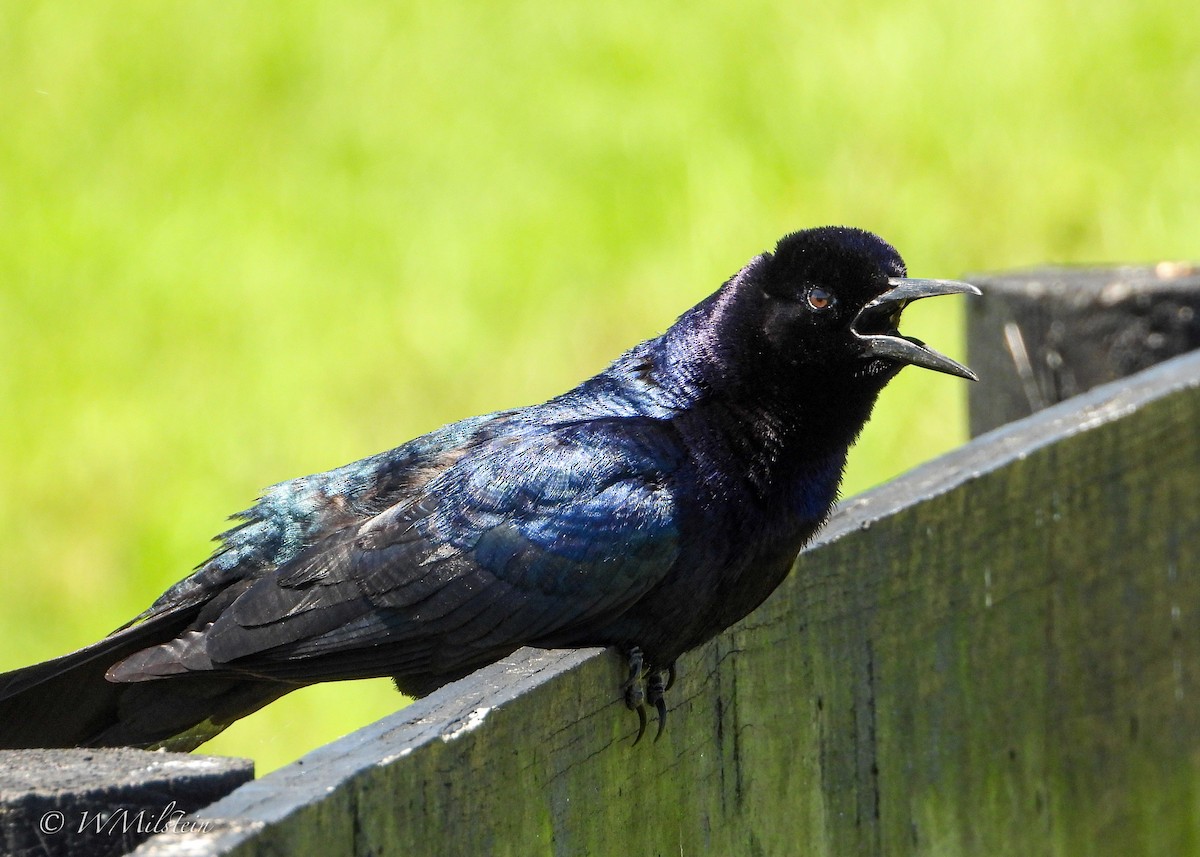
[{"left": 0, "top": 226, "right": 978, "bottom": 750}]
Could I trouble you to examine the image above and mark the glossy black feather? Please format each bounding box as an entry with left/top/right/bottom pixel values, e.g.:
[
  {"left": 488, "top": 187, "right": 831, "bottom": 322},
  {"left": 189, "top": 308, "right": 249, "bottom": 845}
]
[{"left": 0, "top": 226, "right": 976, "bottom": 750}]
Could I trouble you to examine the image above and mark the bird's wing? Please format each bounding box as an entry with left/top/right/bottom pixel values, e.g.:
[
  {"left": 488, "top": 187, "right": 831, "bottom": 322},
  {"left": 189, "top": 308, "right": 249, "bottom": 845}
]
[
  {"left": 127, "top": 411, "right": 514, "bottom": 624},
  {"left": 110, "top": 418, "right": 683, "bottom": 691}
]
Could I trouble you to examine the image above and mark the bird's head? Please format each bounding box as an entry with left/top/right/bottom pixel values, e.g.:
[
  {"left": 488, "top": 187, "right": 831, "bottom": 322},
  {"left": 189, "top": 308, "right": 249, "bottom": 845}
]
[{"left": 724, "top": 226, "right": 979, "bottom": 388}]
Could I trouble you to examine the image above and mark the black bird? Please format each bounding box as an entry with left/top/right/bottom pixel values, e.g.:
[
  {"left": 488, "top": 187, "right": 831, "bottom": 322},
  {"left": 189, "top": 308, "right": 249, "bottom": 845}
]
[{"left": 0, "top": 226, "right": 978, "bottom": 750}]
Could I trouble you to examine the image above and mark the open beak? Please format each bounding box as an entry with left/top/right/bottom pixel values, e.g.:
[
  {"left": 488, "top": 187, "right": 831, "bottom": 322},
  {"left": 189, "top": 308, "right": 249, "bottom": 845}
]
[{"left": 851, "top": 277, "right": 982, "bottom": 381}]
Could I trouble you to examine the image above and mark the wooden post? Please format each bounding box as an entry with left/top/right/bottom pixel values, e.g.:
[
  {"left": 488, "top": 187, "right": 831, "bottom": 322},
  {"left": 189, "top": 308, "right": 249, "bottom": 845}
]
[{"left": 965, "top": 263, "right": 1200, "bottom": 436}]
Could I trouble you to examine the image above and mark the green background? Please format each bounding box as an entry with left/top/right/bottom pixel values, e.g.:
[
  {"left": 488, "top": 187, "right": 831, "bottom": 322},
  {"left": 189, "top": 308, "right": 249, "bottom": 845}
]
[{"left": 1, "top": 2, "right": 1196, "bottom": 774}]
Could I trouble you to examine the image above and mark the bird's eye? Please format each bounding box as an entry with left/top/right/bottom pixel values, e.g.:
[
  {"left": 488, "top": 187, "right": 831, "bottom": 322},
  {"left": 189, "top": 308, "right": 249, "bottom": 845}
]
[{"left": 806, "top": 286, "right": 835, "bottom": 311}]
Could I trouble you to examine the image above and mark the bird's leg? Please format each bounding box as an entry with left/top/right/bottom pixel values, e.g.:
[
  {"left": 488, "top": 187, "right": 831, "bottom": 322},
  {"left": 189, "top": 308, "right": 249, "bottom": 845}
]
[
  {"left": 646, "top": 668, "right": 669, "bottom": 742},
  {"left": 622, "top": 649, "right": 678, "bottom": 744},
  {"left": 623, "top": 647, "right": 649, "bottom": 744},
  {"left": 622, "top": 646, "right": 644, "bottom": 694}
]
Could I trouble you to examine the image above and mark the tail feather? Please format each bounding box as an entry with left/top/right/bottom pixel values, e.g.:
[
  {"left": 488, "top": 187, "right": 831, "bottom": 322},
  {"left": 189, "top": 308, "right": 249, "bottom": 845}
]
[{"left": 0, "top": 605, "right": 294, "bottom": 751}]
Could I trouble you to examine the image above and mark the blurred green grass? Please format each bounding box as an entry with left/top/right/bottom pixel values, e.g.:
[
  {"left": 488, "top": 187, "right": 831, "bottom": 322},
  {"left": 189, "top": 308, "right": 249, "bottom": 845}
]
[{"left": 0, "top": 1, "right": 1196, "bottom": 774}]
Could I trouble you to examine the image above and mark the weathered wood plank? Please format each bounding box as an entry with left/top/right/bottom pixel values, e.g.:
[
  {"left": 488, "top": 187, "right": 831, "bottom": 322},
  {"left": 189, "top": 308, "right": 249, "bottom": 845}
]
[
  {"left": 0, "top": 748, "right": 252, "bottom": 857},
  {"left": 139, "top": 350, "right": 1200, "bottom": 857},
  {"left": 965, "top": 264, "right": 1200, "bottom": 435}
]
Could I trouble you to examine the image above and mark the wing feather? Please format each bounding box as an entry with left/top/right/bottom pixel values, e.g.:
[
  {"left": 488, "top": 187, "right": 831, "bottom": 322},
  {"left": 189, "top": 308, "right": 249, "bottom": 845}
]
[{"left": 115, "top": 418, "right": 683, "bottom": 691}]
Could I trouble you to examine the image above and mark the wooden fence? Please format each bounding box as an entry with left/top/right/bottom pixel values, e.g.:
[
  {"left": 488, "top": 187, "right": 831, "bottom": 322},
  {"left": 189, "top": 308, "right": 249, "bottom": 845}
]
[
  {"left": 5, "top": 267, "right": 1198, "bottom": 856},
  {"left": 134, "top": 280, "right": 1200, "bottom": 856}
]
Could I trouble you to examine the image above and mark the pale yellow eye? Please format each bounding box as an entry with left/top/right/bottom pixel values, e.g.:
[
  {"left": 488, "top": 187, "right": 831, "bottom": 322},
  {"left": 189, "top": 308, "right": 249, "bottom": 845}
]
[{"left": 807, "top": 286, "right": 834, "bottom": 311}]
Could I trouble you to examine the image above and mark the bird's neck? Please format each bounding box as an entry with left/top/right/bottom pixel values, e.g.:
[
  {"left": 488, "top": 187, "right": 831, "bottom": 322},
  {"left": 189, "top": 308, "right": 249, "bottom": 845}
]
[{"left": 653, "top": 288, "right": 885, "bottom": 461}]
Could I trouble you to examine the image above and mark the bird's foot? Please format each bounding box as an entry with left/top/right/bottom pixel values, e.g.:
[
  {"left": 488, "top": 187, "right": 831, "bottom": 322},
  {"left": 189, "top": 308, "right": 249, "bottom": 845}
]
[
  {"left": 622, "top": 647, "right": 648, "bottom": 742},
  {"left": 622, "top": 647, "right": 675, "bottom": 744}
]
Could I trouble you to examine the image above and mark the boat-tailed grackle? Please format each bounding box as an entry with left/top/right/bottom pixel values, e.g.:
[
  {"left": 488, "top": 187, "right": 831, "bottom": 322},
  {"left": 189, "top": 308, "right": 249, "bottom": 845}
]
[{"left": 0, "top": 226, "right": 978, "bottom": 749}]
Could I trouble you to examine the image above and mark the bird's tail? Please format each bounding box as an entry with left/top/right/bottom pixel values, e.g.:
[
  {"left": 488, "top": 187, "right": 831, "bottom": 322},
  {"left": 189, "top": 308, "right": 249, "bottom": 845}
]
[{"left": 0, "top": 607, "right": 295, "bottom": 751}]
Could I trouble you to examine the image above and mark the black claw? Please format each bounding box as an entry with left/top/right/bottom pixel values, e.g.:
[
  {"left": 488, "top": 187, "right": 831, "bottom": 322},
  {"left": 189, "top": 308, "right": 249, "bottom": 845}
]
[
  {"left": 622, "top": 647, "right": 671, "bottom": 744},
  {"left": 632, "top": 703, "right": 648, "bottom": 745},
  {"left": 653, "top": 696, "right": 667, "bottom": 742},
  {"left": 647, "top": 669, "right": 669, "bottom": 742},
  {"left": 623, "top": 647, "right": 649, "bottom": 744}
]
